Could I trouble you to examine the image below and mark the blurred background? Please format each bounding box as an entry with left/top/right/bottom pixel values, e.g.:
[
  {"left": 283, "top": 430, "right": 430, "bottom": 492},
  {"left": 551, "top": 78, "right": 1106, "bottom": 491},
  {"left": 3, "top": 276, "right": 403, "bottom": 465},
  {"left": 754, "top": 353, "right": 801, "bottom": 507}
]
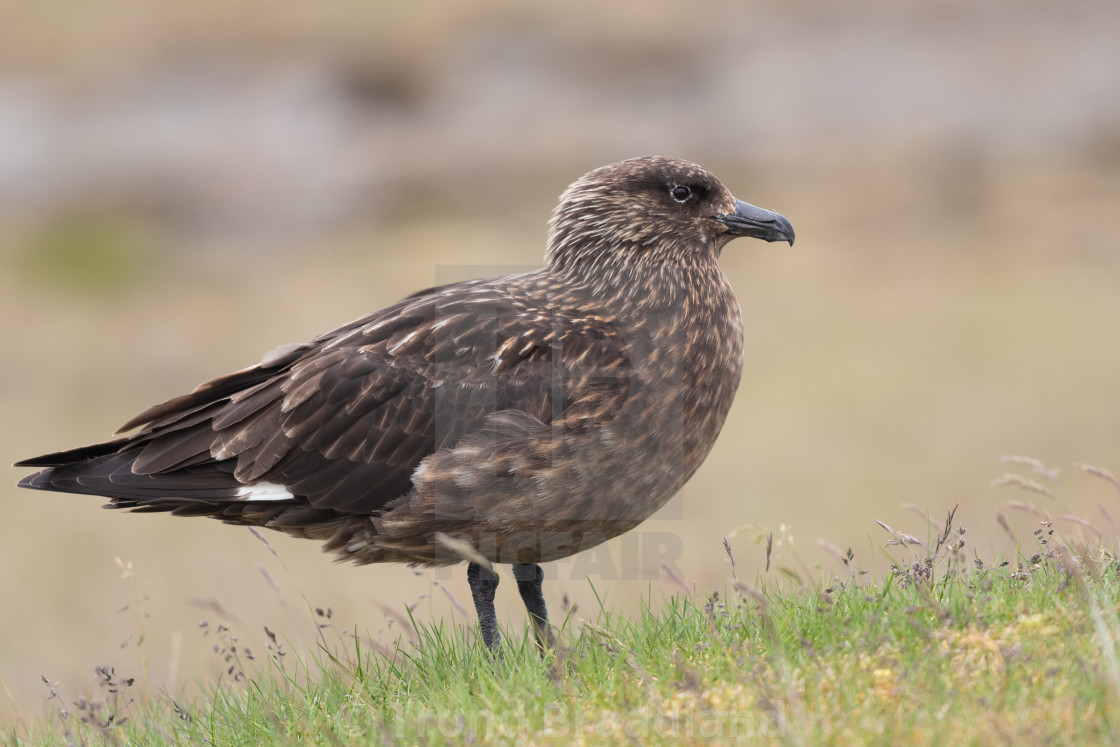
[{"left": 3, "top": 0, "right": 1119, "bottom": 726}]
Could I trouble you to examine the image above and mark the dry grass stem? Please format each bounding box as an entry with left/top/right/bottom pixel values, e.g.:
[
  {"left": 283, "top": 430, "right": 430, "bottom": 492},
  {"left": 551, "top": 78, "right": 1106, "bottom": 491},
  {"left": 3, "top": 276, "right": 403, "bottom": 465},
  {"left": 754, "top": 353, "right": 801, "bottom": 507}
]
[
  {"left": 437, "top": 583, "right": 468, "bottom": 619},
  {"left": 1004, "top": 500, "right": 1054, "bottom": 522},
  {"left": 903, "top": 503, "right": 942, "bottom": 532},
  {"left": 1061, "top": 515, "right": 1104, "bottom": 539},
  {"left": 875, "top": 519, "right": 930, "bottom": 550},
  {"left": 816, "top": 539, "right": 846, "bottom": 566},
  {"left": 660, "top": 563, "right": 690, "bottom": 595},
  {"left": 731, "top": 579, "right": 768, "bottom": 609},
  {"left": 996, "top": 512, "right": 1017, "bottom": 544},
  {"left": 1076, "top": 463, "right": 1120, "bottom": 495},
  {"left": 433, "top": 532, "right": 494, "bottom": 572},
  {"left": 1000, "top": 455, "right": 1060, "bottom": 480},
  {"left": 992, "top": 473, "right": 1056, "bottom": 498}
]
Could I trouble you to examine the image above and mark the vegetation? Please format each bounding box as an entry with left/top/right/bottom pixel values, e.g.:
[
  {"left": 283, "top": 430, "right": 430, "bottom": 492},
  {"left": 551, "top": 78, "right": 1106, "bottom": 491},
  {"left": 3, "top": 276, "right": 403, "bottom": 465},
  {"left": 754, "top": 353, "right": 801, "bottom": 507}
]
[{"left": 9, "top": 486, "right": 1120, "bottom": 746}]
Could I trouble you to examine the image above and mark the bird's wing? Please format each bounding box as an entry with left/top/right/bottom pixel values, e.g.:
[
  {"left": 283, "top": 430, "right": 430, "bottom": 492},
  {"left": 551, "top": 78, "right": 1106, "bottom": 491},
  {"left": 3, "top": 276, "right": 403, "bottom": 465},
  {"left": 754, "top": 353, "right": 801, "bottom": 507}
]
[{"left": 18, "top": 276, "right": 634, "bottom": 515}]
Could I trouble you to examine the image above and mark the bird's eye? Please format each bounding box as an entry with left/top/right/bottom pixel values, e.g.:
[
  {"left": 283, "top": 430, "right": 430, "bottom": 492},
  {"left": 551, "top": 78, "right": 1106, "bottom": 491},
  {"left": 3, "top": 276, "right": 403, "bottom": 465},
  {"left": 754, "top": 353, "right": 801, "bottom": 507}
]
[{"left": 670, "top": 185, "right": 693, "bottom": 203}]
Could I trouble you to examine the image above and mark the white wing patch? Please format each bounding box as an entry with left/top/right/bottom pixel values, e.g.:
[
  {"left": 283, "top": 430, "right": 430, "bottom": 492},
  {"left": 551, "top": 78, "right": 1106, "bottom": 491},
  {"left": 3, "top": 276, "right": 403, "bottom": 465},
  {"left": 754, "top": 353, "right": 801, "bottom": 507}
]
[{"left": 237, "top": 482, "right": 295, "bottom": 501}]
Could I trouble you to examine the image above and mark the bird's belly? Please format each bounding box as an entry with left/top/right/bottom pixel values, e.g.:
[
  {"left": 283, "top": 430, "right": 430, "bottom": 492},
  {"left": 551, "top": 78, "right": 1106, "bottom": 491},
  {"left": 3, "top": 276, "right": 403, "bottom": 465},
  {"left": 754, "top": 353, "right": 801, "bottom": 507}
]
[{"left": 479, "top": 371, "right": 732, "bottom": 563}]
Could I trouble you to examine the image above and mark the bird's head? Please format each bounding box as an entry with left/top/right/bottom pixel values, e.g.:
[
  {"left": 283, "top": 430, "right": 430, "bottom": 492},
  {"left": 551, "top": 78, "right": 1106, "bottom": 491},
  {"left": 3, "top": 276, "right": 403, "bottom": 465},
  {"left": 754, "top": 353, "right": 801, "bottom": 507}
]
[{"left": 546, "top": 156, "right": 794, "bottom": 270}]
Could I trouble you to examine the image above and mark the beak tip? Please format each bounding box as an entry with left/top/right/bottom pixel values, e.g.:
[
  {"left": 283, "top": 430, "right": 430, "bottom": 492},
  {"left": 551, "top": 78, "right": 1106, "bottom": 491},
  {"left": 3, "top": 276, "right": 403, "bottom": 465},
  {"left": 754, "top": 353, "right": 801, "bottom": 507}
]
[{"left": 775, "top": 214, "right": 795, "bottom": 246}]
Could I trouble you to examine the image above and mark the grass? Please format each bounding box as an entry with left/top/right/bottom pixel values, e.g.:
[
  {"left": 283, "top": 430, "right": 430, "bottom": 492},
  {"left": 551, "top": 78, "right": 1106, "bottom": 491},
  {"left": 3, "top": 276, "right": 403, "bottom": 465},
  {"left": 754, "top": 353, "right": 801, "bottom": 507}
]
[{"left": 8, "top": 496, "right": 1120, "bottom": 746}]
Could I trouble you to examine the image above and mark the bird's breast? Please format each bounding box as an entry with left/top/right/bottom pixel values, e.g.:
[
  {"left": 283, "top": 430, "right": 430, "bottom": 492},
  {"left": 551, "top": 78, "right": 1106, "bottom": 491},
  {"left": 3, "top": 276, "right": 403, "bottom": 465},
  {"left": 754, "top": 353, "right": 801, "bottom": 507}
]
[
  {"left": 620, "top": 291, "right": 743, "bottom": 478},
  {"left": 564, "top": 266, "right": 744, "bottom": 515}
]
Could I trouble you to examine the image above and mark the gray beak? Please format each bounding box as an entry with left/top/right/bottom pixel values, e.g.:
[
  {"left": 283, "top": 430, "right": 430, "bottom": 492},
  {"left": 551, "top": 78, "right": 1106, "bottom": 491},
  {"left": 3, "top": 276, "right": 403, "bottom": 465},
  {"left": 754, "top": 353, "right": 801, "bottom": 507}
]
[{"left": 714, "top": 199, "right": 795, "bottom": 245}]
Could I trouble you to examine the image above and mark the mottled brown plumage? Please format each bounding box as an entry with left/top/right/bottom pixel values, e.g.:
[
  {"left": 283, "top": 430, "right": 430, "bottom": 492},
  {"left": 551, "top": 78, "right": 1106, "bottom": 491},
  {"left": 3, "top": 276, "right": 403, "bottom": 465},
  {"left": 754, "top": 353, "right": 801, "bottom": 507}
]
[{"left": 16, "top": 156, "right": 793, "bottom": 650}]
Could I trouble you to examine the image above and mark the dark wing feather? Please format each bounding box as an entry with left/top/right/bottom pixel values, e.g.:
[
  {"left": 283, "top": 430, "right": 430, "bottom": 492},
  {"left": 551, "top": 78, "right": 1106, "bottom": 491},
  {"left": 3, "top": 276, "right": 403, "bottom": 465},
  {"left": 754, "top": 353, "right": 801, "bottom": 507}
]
[
  {"left": 16, "top": 273, "right": 634, "bottom": 520},
  {"left": 115, "top": 341, "right": 313, "bottom": 434}
]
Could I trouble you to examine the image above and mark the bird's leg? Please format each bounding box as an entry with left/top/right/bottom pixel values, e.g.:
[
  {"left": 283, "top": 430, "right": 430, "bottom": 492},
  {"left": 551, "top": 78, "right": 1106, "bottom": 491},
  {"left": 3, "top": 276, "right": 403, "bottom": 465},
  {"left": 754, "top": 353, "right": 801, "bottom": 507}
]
[
  {"left": 467, "top": 562, "right": 501, "bottom": 652},
  {"left": 513, "top": 563, "right": 555, "bottom": 653}
]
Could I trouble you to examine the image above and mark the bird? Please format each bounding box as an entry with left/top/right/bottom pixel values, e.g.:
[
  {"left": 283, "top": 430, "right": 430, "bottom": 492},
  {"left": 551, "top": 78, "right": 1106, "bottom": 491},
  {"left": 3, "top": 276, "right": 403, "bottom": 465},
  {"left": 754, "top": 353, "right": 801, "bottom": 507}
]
[{"left": 15, "top": 156, "right": 794, "bottom": 652}]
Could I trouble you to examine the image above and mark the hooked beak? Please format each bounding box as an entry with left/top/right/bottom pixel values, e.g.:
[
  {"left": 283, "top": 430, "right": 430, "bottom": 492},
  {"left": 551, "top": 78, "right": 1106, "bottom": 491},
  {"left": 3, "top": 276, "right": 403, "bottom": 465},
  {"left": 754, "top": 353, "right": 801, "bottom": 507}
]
[{"left": 714, "top": 199, "right": 795, "bottom": 246}]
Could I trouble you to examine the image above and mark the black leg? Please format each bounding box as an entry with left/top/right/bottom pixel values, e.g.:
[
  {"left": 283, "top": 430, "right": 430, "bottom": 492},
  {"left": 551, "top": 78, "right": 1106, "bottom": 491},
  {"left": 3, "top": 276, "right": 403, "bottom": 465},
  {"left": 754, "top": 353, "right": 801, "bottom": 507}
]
[
  {"left": 467, "top": 563, "right": 501, "bottom": 652},
  {"left": 513, "top": 563, "right": 555, "bottom": 652}
]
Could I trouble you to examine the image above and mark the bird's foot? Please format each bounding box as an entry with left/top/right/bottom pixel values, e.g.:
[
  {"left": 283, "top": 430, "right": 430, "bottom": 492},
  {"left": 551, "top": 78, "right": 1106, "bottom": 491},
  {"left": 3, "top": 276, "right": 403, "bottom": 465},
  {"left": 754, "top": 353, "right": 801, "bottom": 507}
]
[
  {"left": 513, "top": 562, "right": 555, "bottom": 654},
  {"left": 467, "top": 562, "right": 502, "bottom": 653}
]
